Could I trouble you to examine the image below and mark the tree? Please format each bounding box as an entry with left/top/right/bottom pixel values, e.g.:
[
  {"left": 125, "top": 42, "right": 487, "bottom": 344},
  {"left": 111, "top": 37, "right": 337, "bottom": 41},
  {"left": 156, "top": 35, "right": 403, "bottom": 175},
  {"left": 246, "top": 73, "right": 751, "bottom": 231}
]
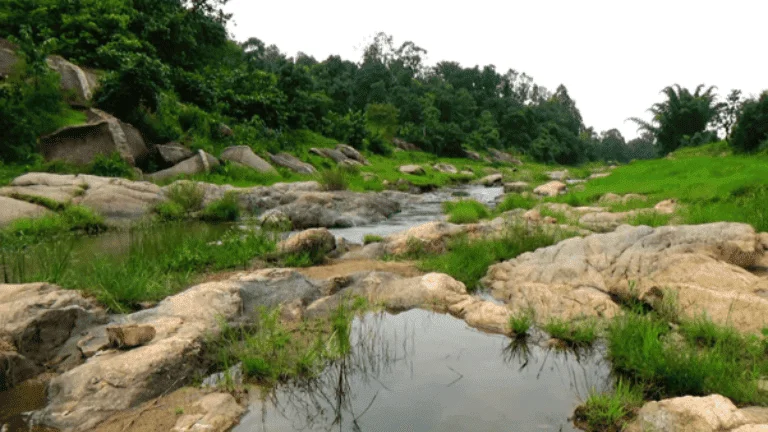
[
  {"left": 630, "top": 84, "right": 723, "bottom": 154},
  {"left": 712, "top": 89, "right": 744, "bottom": 141},
  {"left": 730, "top": 91, "right": 768, "bottom": 153}
]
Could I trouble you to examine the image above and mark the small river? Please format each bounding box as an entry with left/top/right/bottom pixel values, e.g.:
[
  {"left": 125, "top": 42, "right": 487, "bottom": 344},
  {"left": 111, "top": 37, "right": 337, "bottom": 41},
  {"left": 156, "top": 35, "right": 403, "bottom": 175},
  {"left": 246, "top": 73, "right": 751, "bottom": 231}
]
[{"left": 234, "top": 309, "right": 610, "bottom": 432}]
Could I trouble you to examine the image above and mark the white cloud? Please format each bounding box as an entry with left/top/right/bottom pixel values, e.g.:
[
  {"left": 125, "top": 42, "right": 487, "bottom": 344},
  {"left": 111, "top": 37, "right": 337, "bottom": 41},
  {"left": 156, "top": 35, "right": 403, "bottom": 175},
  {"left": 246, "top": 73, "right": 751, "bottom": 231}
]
[{"left": 225, "top": 0, "right": 766, "bottom": 140}]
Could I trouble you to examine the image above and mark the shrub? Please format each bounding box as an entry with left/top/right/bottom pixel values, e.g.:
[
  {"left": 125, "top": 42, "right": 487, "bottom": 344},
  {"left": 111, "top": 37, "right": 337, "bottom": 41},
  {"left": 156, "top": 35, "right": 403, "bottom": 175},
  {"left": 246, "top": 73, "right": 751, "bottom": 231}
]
[
  {"left": 89, "top": 152, "right": 135, "bottom": 178},
  {"left": 165, "top": 181, "right": 205, "bottom": 213},
  {"left": 626, "top": 211, "right": 672, "bottom": 227},
  {"left": 317, "top": 167, "right": 349, "bottom": 191},
  {"left": 442, "top": 199, "right": 491, "bottom": 224},
  {"left": 200, "top": 193, "right": 240, "bottom": 222},
  {"left": 731, "top": 92, "right": 768, "bottom": 153},
  {"left": 1, "top": 205, "right": 106, "bottom": 242},
  {"left": 154, "top": 201, "right": 185, "bottom": 221}
]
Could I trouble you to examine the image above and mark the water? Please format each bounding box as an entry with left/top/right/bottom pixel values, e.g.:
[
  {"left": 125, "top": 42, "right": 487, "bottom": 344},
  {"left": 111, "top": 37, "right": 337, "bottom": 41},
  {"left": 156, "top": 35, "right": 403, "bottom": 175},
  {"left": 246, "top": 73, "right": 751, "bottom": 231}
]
[
  {"left": 0, "top": 380, "right": 53, "bottom": 432},
  {"left": 235, "top": 309, "right": 610, "bottom": 432},
  {"left": 328, "top": 185, "right": 504, "bottom": 244}
]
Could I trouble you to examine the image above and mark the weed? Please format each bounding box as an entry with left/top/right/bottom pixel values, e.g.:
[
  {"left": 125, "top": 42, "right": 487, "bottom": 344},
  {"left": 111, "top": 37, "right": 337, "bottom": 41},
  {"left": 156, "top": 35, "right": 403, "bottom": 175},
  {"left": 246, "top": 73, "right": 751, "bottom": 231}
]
[
  {"left": 573, "top": 379, "right": 643, "bottom": 432},
  {"left": 442, "top": 199, "right": 491, "bottom": 224},
  {"left": 317, "top": 167, "right": 350, "bottom": 191},
  {"left": 200, "top": 192, "right": 240, "bottom": 222},
  {"left": 8, "top": 193, "right": 66, "bottom": 211},
  {"left": 543, "top": 317, "right": 598, "bottom": 347},
  {"left": 508, "top": 310, "right": 533, "bottom": 337},
  {"left": 174, "top": 407, "right": 184, "bottom": 416},
  {"left": 363, "top": 234, "right": 384, "bottom": 245},
  {"left": 1, "top": 205, "right": 105, "bottom": 242},
  {"left": 88, "top": 152, "right": 135, "bottom": 179},
  {"left": 154, "top": 201, "right": 185, "bottom": 221}
]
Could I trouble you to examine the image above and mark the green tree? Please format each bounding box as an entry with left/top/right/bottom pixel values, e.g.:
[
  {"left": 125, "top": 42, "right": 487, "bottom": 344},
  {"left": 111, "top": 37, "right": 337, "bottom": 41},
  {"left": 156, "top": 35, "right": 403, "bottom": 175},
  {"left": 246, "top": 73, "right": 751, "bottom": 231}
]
[
  {"left": 730, "top": 91, "right": 768, "bottom": 153},
  {"left": 365, "top": 103, "right": 400, "bottom": 140},
  {"left": 630, "top": 85, "right": 723, "bottom": 154}
]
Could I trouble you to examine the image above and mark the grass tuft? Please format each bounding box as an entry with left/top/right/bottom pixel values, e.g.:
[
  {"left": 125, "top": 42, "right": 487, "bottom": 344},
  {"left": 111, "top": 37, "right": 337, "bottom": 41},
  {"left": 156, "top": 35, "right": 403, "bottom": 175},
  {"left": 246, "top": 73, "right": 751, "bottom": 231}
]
[
  {"left": 543, "top": 317, "right": 599, "bottom": 347},
  {"left": 508, "top": 310, "right": 533, "bottom": 337},
  {"left": 573, "top": 380, "right": 644, "bottom": 432},
  {"left": 496, "top": 194, "right": 538, "bottom": 212},
  {"left": 363, "top": 234, "right": 384, "bottom": 245},
  {"left": 442, "top": 199, "right": 491, "bottom": 224},
  {"left": 200, "top": 192, "right": 240, "bottom": 222}
]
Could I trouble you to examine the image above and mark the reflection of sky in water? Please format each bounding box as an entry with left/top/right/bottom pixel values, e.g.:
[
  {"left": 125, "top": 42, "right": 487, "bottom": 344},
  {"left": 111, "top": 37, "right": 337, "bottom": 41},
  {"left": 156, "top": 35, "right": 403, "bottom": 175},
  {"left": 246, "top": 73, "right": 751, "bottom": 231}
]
[
  {"left": 328, "top": 185, "right": 505, "bottom": 244},
  {"left": 235, "top": 309, "right": 611, "bottom": 432}
]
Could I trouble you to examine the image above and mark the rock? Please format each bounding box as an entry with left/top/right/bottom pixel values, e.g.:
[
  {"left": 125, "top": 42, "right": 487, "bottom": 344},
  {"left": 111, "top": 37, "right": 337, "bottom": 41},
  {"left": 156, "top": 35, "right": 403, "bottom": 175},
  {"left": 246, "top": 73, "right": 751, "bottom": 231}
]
[
  {"left": 464, "top": 150, "right": 483, "bottom": 161},
  {"left": 76, "top": 176, "right": 163, "bottom": 220},
  {"left": 488, "top": 149, "right": 522, "bottom": 165},
  {"left": 0, "top": 283, "right": 106, "bottom": 388},
  {"left": 46, "top": 55, "right": 99, "bottom": 106},
  {"left": 546, "top": 170, "right": 569, "bottom": 181},
  {"left": 340, "top": 243, "right": 387, "bottom": 261},
  {"left": 268, "top": 152, "right": 316, "bottom": 174},
  {"left": 40, "top": 110, "right": 148, "bottom": 166},
  {"left": 533, "top": 181, "right": 567, "bottom": 197},
  {"left": 579, "top": 211, "right": 631, "bottom": 232},
  {"left": 393, "top": 138, "right": 419, "bottom": 151},
  {"left": 523, "top": 209, "right": 541, "bottom": 222},
  {"left": 147, "top": 151, "right": 220, "bottom": 182},
  {"left": 0, "top": 45, "right": 17, "bottom": 79},
  {"left": 172, "top": 393, "right": 244, "bottom": 432},
  {"left": 220, "top": 146, "right": 276, "bottom": 173},
  {"left": 504, "top": 182, "right": 529, "bottom": 193},
  {"left": 626, "top": 394, "right": 768, "bottom": 432},
  {"left": 479, "top": 174, "right": 503, "bottom": 187},
  {"left": 384, "top": 221, "right": 466, "bottom": 255},
  {"left": 106, "top": 325, "right": 156, "bottom": 349},
  {"left": 483, "top": 223, "right": 768, "bottom": 332},
  {"left": 278, "top": 228, "right": 336, "bottom": 257},
  {"left": 33, "top": 270, "right": 324, "bottom": 431},
  {"left": 459, "top": 170, "right": 475, "bottom": 177},
  {"left": 655, "top": 198, "right": 678, "bottom": 214},
  {"left": 310, "top": 147, "right": 353, "bottom": 165},
  {"left": 257, "top": 209, "right": 291, "bottom": 230},
  {"left": 399, "top": 165, "right": 425, "bottom": 175},
  {"left": 589, "top": 172, "right": 610, "bottom": 180},
  {"left": 201, "top": 363, "right": 244, "bottom": 389},
  {"left": 0, "top": 196, "right": 51, "bottom": 227},
  {"left": 218, "top": 123, "right": 233, "bottom": 137},
  {"left": 154, "top": 143, "right": 195, "bottom": 168},
  {"left": 336, "top": 144, "right": 369, "bottom": 165},
  {"left": 598, "top": 193, "right": 647, "bottom": 204},
  {"left": 433, "top": 163, "right": 458, "bottom": 174}
]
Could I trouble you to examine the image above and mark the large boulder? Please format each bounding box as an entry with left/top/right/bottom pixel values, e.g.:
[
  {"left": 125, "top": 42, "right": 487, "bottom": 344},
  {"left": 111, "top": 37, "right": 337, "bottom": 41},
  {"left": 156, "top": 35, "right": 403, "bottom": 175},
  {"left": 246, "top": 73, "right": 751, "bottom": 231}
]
[
  {"left": 503, "top": 182, "right": 529, "bottom": 193},
  {"left": 464, "top": 150, "right": 483, "bottom": 161},
  {"left": 488, "top": 149, "right": 522, "bottom": 165},
  {"left": 399, "top": 165, "right": 425, "bottom": 175},
  {"left": 384, "top": 221, "right": 466, "bottom": 256},
  {"left": 479, "top": 174, "right": 503, "bottom": 187},
  {"left": 310, "top": 147, "right": 358, "bottom": 165},
  {"left": 46, "top": 55, "right": 99, "bottom": 106},
  {"left": 278, "top": 228, "right": 336, "bottom": 257},
  {"left": 40, "top": 110, "right": 148, "bottom": 166},
  {"left": 533, "top": 181, "right": 567, "bottom": 197},
  {"left": 268, "top": 152, "right": 316, "bottom": 174},
  {"left": 393, "top": 138, "right": 419, "bottom": 151},
  {"left": 261, "top": 190, "right": 400, "bottom": 229},
  {"left": 433, "top": 163, "right": 458, "bottom": 174},
  {"left": 32, "top": 270, "right": 324, "bottom": 431},
  {"left": 153, "top": 143, "right": 195, "bottom": 168},
  {"left": 0, "top": 196, "right": 51, "bottom": 227},
  {"left": 147, "top": 151, "right": 220, "bottom": 182},
  {"left": 336, "top": 144, "right": 369, "bottom": 165},
  {"left": 626, "top": 394, "right": 768, "bottom": 432},
  {"left": 482, "top": 223, "right": 768, "bottom": 332},
  {"left": 220, "top": 146, "right": 276, "bottom": 173},
  {"left": 0, "top": 283, "right": 106, "bottom": 390}
]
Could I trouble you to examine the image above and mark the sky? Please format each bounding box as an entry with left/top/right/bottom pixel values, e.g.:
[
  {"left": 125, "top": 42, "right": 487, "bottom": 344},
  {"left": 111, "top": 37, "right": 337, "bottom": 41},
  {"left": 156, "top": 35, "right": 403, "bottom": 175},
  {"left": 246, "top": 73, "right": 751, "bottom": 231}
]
[{"left": 224, "top": 0, "right": 766, "bottom": 140}]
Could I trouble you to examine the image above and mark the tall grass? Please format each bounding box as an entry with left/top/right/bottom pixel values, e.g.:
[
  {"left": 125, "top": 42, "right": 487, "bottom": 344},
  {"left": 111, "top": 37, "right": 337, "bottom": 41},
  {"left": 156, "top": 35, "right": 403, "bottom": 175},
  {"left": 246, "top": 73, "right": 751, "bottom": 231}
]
[
  {"left": 1, "top": 205, "right": 106, "bottom": 243},
  {"left": 417, "top": 225, "right": 568, "bottom": 291},
  {"left": 495, "top": 194, "right": 538, "bottom": 212},
  {"left": 317, "top": 167, "right": 351, "bottom": 191},
  {"left": 574, "top": 379, "right": 644, "bottom": 432},
  {"left": 442, "top": 199, "right": 491, "bottom": 224}
]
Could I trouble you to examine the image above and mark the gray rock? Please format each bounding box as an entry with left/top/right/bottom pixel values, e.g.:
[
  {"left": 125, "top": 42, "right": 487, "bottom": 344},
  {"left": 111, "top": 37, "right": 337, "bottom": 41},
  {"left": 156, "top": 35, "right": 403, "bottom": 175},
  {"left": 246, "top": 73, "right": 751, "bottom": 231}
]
[
  {"left": 147, "top": 151, "right": 220, "bottom": 182},
  {"left": 393, "top": 138, "right": 419, "bottom": 151},
  {"left": 464, "top": 150, "right": 483, "bottom": 161},
  {"left": 220, "top": 146, "right": 276, "bottom": 173},
  {"left": 154, "top": 143, "right": 194, "bottom": 167},
  {"left": 0, "top": 196, "right": 50, "bottom": 227},
  {"left": 268, "top": 152, "right": 316, "bottom": 174},
  {"left": 399, "top": 165, "right": 425, "bottom": 175},
  {"left": 106, "top": 324, "right": 156, "bottom": 348},
  {"left": 479, "top": 174, "right": 503, "bottom": 187},
  {"left": 488, "top": 149, "right": 523, "bottom": 165},
  {"left": 336, "top": 144, "right": 369, "bottom": 165},
  {"left": 46, "top": 55, "right": 99, "bottom": 106},
  {"left": 433, "top": 163, "right": 458, "bottom": 174},
  {"left": 310, "top": 147, "right": 356, "bottom": 165}
]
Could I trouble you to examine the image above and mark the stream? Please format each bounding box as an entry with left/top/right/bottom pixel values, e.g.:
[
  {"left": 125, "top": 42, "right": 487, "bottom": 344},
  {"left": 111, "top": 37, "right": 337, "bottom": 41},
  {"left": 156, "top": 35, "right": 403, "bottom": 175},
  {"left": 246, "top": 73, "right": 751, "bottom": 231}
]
[{"left": 234, "top": 309, "right": 610, "bottom": 432}]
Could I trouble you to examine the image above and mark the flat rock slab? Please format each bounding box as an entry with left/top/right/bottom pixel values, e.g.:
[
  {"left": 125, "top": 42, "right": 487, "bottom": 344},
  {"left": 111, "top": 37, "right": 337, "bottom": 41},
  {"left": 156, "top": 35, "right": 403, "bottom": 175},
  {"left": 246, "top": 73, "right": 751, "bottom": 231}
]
[{"left": 0, "top": 196, "right": 50, "bottom": 227}]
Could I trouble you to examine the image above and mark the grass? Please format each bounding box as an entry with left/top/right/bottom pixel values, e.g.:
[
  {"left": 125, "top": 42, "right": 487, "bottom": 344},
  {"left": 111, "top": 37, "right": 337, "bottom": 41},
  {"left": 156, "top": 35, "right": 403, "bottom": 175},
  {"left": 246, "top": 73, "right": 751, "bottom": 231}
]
[
  {"left": 606, "top": 311, "right": 768, "bottom": 405},
  {"left": 495, "top": 193, "right": 538, "bottom": 212},
  {"left": 602, "top": 197, "right": 652, "bottom": 213},
  {"left": 200, "top": 193, "right": 240, "bottom": 222},
  {"left": 548, "top": 142, "right": 768, "bottom": 231},
  {"left": 508, "top": 310, "right": 533, "bottom": 337},
  {"left": 573, "top": 380, "right": 644, "bottom": 432},
  {"left": 442, "top": 199, "right": 491, "bottom": 224},
  {"left": 543, "top": 317, "right": 599, "bottom": 347},
  {"left": 416, "top": 224, "right": 569, "bottom": 291},
  {"left": 1, "top": 223, "right": 278, "bottom": 312},
  {"left": 363, "top": 234, "right": 384, "bottom": 244},
  {"left": 1, "top": 205, "right": 106, "bottom": 243},
  {"left": 210, "top": 298, "right": 365, "bottom": 386},
  {"left": 317, "top": 167, "right": 351, "bottom": 191},
  {"left": 625, "top": 211, "right": 672, "bottom": 227},
  {"left": 164, "top": 181, "right": 205, "bottom": 213},
  {"left": 538, "top": 207, "right": 574, "bottom": 225}
]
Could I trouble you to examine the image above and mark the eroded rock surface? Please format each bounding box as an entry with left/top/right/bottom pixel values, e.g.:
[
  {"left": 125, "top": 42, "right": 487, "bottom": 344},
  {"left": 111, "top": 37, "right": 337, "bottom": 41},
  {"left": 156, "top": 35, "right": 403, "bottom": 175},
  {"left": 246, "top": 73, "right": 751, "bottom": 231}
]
[
  {"left": 626, "top": 394, "right": 768, "bottom": 432},
  {"left": 268, "top": 152, "right": 316, "bottom": 174},
  {"left": 533, "top": 181, "right": 567, "bottom": 197},
  {"left": 0, "top": 196, "right": 50, "bottom": 227},
  {"left": 220, "top": 146, "right": 276, "bottom": 173},
  {"left": 483, "top": 223, "right": 768, "bottom": 332},
  {"left": 399, "top": 165, "right": 425, "bottom": 175}
]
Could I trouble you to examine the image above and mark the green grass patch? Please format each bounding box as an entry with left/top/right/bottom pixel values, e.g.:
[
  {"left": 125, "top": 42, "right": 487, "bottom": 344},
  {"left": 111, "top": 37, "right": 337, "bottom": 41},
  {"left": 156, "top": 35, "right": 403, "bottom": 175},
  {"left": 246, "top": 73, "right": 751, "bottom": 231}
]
[
  {"left": 625, "top": 211, "right": 672, "bottom": 227},
  {"left": 543, "top": 317, "right": 599, "bottom": 347},
  {"left": 7, "top": 192, "right": 67, "bottom": 211},
  {"left": 200, "top": 193, "right": 240, "bottom": 222},
  {"left": 603, "top": 198, "right": 652, "bottom": 213},
  {"left": 164, "top": 181, "right": 205, "bottom": 213},
  {"left": 363, "top": 234, "right": 384, "bottom": 245},
  {"left": 1, "top": 205, "right": 106, "bottom": 243},
  {"left": 417, "top": 225, "right": 568, "bottom": 291},
  {"left": 538, "top": 207, "right": 574, "bottom": 225},
  {"left": 508, "top": 310, "right": 533, "bottom": 337},
  {"left": 495, "top": 194, "right": 539, "bottom": 212},
  {"left": 442, "top": 199, "right": 491, "bottom": 224},
  {"left": 573, "top": 379, "right": 644, "bottom": 432},
  {"left": 316, "top": 167, "right": 351, "bottom": 191}
]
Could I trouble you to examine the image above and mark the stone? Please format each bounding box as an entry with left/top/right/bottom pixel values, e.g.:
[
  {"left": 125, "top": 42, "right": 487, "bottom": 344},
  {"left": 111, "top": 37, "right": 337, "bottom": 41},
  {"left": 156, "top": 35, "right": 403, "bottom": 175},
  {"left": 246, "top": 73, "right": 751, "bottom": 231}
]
[
  {"left": 218, "top": 123, "right": 234, "bottom": 137},
  {"left": 459, "top": 170, "right": 475, "bottom": 177},
  {"left": 76, "top": 176, "right": 163, "bottom": 220},
  {"left": 626, "top": 394, "right": 768, "bottom": 432},
  {"left": 154, "top": 143, "right": 195, "bottom": 168},
  {"left": 46, "top": 55, "right": 100, "bottom": 106},
  {"left": 336, "top": 144, "right": 369, "bottom": 165},
  {"left": 278, "top": 228, "right": 336, "bottom": 257},
  {"left": 598, "top": 193, "right": 647, "bottom": 204},
  {"left": 106, "top": 325, "right": 156, "bottom": 349},
  {"left": 483, "top": 223, "right": 768, "bottom": 332},
  {"left": 546, "top": 170, "right": 569, "bottom": 181},
  {"left": 533, "top": 181, "right": 567, "bottom": 197},
  {"left": 0, "top": 196, "right": 51, "bottom": 227},
  {"left": 503, "top": 182, "right": 529, "bottom": 193},
  {"left": 310, "top": 147, "right": 353, "bottom": 165},
  {"left": 384, "top": 221, "right": 466, "bottom": 256},
  {"left": 479, "top": 174, "right": 503, "bottom": 187},
  {"left": 257, "top": 209, "right": 292, "bottom": 230},
  {"left": 268, "top": 152, "right": 316, "bottom": 174},
  {"left": 399, "top": 165, "right": 425, "bottom": 175},
  {"left": 201, "top": 363, "right": 244, "bottom": 389},
  {"left": 40, "top": 111, "right": 148, "bottom": 166},
  {"left": 578, "top": 211, "right": 631, "bottom": 232},
  {"left": 172, "top": 393, "right": 244, "bottom": 432},
  {"left": 655, "top": 198, "right": 678, "bottom": 214},
  {"left": 589, "top": 172, "right": 610, "bottom": 180},
  {"left": 488, "top": 148, "right": 523, "bottom": 165},
  {"left": 464, "top": 150, "right": 483, "bottom": 161},
  {"left": 393, "top": 138, "right": 419, "bottom": 151},
  {"left": 147, "top": 151, "right": 220, "bottom": 182},
  {"left": 220, "top": 146, "right": 276, "bottom": 173},
  {"left": 433, "top": 163, "right": 458, "bottom": 174}
]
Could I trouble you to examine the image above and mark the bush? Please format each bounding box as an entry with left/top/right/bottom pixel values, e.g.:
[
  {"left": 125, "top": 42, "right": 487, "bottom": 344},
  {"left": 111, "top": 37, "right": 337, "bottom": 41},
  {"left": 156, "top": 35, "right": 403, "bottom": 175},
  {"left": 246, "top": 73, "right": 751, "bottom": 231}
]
[
  {"left": 731, "top": 92, "right": 768, "bottom": 153},
  {"left": 442, "top": 199, "right": 491, "bottom": 224},
  {"left": 1, "top": 205, "right": 106, "bottom": 242},
  {"left": 165, "top": 181, "right": 205, "bottom": 213},
  {"left": 154, "top": 201, "right": 185, "bottom": 221},
  {"left": 200, "top": 193, "right": 240, "bottom": 222},
  {"left": 89, "top": 152, "right": 135, "bottom": 178},
  {"left": 317, "top": 167, "right": 349, "bottom": 191}
]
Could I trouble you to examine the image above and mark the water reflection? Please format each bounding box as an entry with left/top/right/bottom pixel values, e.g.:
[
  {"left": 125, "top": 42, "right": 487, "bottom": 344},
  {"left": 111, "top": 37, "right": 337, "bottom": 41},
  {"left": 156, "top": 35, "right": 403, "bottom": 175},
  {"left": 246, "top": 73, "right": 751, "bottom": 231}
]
[{"left": 236, "top": 309, "right": 610, "bottom": 432}]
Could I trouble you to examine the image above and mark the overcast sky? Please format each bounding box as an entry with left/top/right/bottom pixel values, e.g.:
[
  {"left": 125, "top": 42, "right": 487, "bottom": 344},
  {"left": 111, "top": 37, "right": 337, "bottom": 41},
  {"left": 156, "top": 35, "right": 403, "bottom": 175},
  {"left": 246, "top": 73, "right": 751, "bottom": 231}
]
[{"left": 225, "top": 0, "right": 766, "bottom": 140}]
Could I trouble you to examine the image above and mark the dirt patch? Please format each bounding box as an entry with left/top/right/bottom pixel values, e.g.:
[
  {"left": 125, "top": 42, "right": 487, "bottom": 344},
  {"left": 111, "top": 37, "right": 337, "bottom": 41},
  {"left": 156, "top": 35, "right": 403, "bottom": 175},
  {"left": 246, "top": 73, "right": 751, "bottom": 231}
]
[
  {"left": 94, "top": 387, "right": 210, "bottom": 432},
  {"left": 298, "top": 259, "right": 422, "bottom": 280}
]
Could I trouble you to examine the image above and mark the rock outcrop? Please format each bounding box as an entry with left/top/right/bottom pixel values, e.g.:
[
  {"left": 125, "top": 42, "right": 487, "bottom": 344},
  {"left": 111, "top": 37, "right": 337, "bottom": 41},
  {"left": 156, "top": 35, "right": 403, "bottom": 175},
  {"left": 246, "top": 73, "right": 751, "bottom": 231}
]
[
  {"left": 147, "top": 151, "right": 220, "bottom": 182},
  {"left": 336, "top": 144, "right": 369, "bottom": 165},
  {"left": 310, "top": 145, "right": 369, "bottom": 166},
  {"left": 393, "top": 138, "right": 419, "bottom": 151},
  {"left": 153, "top": 143, "right": 195, "bottom": 168},
  {"left": 268, "top": 152, "right": 316, "bottom": 174},
  {"left": 278, "top": 228, "right": 336, "bottom": 257},
  {"left": 220, "top": 146, "right": 276, "bottom": 173},
  {"left": 399, "top": 165, "right": 425, "bottom": 175},
  {"left": 433, "top": 163, "right": 458, "bottom": 174},
  {"left": 40, "top": 109, "right": 148, "bottom": 166},
  {"left": 503, "top": 182, "right": 529, "bottom": 193},
  {"left": 482, "top": 223, "right": 768, "bottom": 332},
  {"left": 626, "top": 394, "right": 768, "bottom": 432},
  {"left": 0, "top": 196, "right": 51, "bottom": 227}
]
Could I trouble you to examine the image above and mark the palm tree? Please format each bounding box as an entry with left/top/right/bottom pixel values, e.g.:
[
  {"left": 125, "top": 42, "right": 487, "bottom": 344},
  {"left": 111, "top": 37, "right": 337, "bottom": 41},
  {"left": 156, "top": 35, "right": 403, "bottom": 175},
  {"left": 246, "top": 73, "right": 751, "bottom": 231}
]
[{"left": 630, "top": 84, "right": 724, "bottom": 155}]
